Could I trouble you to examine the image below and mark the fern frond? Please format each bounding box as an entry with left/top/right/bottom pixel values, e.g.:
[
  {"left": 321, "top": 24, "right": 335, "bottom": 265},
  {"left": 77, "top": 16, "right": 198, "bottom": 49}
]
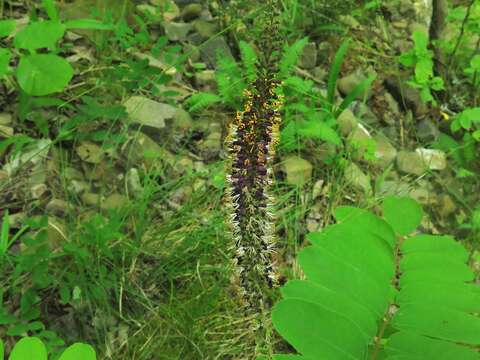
[
  {"left": 187, "top": 92, "right": 222, "bottom": 112},
  {"left": 239, "top": 40, "right": 258, "bottom": 83},
  {"left": 215, "top": 54, "right": 246, "bottom": 108},
  {"left": 278, "top": 37, "right": 308, "bottom": 79},
  {"left": 272, "top": 197, "right": 480, "bottom": 359}
]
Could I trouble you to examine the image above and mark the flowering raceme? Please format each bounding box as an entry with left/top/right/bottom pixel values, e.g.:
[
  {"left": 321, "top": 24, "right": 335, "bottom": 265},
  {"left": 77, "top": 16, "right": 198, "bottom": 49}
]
[{"left": 225, "top": 76, "right": 284, "bottom": 310}]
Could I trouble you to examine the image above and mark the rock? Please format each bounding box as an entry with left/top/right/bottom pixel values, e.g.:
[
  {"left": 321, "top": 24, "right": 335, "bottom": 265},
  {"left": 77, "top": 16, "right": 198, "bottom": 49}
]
[
  {"left": 198, "top": 131, "right": 222, "bottom": 159},
  {"left": 68, "top": 180, "right": 90, "bottom": 195},
  {"left": 194, "top": 70, "right": 216, "bottom": 90},
  {"left": 384, "top": 77, "right": 428, "bottom": 117},
  {"left": 124, "top": 96, "right": 176, "bottom": 130},
  {"left": 102, "top": 194, "right": 129, "bottom": 211},
  {"left": 192, "top": 19, "right": 218, "bottom": 39},
  {"left": 181, "top": 3, "right": 203, "bottom": 21},
  {"left": 416, "top": 119, "right": 439, "bottom": 141},
  {"left": 0, "top": 125, "right": 13, "bottom": 138},
  {"left": 150, "top": 0, "right": 180, "bottom": 21},
  {"left": 437, "top": 194, "right": 457, "bottom": 217},
  {"left": 348, "top": 124, "right": 374, "bottom": 159},
  {"left": 0, "top": 113, "right": 12, "bottom": 125},
  {"left": 383, "top": 92, "right": 400, "bottom": 125},
  {"left": 415, "top": 148, "right": 446, "bottom": 170},
  {"left": 164, "top": 21, "right": 192, "bottom": 41},
  {"left": 351, "top": 101, "right": 379, "bottom": 125},
  {"left": 317, "top": 41, "right": 331, "bottom": 63},
  {"left": 373, "top": 134, "right": 397, "bottom": 168},
  {"left": 76, "top": 141, "right": 105, "bottom": 164},
  {"left": 312, "top": 67, "right": 328, "bottom": 82},
  {"left": 339, "top": 15, "right": 361, "bottom": 30},
  {"left": 31, "top": 183, "right": 48, "bottom": 199},
  {"left": 81, "top": 192, "right": 102, "bottom": 206},
  {"left": 198, "top": 36, "right": 233, "bottom": 68},
  {"left": 299, "top": 42, "right": 317, "bottom": 70},
  {"left": 377, "top": 180, "right": 410, "bottom": 197},
  {"left": 171, "top": 108, "right": 193, "bottom": 132},
  {"left": 126, "top": 168, "right": 143, "bottom": 198},
  {"left": 396, "top": 151, "right": 427, "bottom": 175},
  {"left": 46, "top": 199, "right": 69, "bottom": 215},
  {"left": 413, "top": 0, "right": 433, "bottom": 29},
  {"left": 337, "top": 108, "right": 358, "bottom": 136},
  {"left": 344, "top": 162, "right": 372, "bottom": 194},
  {"left": 338, "top": 70, "right": 371, "bottom": 100},
  {"left": 174, "top": 156, "right": 194, "bottom": 173},
  {"left": 281, "top": 156, "right": 313, "bottom": 186},
  {"left": 126, "top": 132, "right": 174, "bottom": 170},
  {"left": 312, "top": 179, "right": 325, "bottom": 199}
]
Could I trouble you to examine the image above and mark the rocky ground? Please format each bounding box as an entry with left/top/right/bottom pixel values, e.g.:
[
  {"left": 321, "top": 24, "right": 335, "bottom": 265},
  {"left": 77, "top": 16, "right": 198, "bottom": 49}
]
[{"left": 0, "top": 0, "right": 479, "bottom": 359}]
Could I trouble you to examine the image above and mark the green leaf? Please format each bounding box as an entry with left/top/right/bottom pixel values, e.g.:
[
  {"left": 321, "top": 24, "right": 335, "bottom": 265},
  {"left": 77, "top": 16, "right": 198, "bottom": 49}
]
[
  {"left": 386, "top": 332, "right": 480, "bottom": 360},
  {"left": 0, "top": 210, "right": 9, "bottom": 255},
  {"left": 327, "top": 38, "right": 351, "bottom": 109},
  {"left": 42, "top": 0, "right": 59, "bottom": 21},
  {"left": 0, "top": 20, "right": 16, "bottom": 38},
  {"left": 13, "top": 21, "right": 66, "bottom": 50},
  {"left": 0, "top": 338, "right": 3, "bottom": 360},
  {"left": 64, "top": 19, "right": 114, "bottom": 30},
  {"left": 187, "top": 92, "right": 222, "bottom": 112},
  {"left": 9, "top": 337, "right": 47, "bottom": 360},
  {"left": 278, "top": 37, "right": 308, "bottom": 79},
  {"left": 272, "top": 299, "right": 368, "bottom": 359},
  {"left": 59, "top": 343, "right": 96, "bottom": 360},
  {"left": 335, "top": 75, "right": 375, "bottom": 116},
  {"left": 382, "top": 196, "right": 423, "bottom": 236},
  {"left": 0, "top": 49, "right": 11, "bottom": 77},
  {"left": 239, "top": 40, "right": 257, "bottom": 83},
  {"left": 297, "top": 119, "right": 341, "bottom": 145},
  {"left": 17, "top": 54, "right": 73, "bottom": 96}
]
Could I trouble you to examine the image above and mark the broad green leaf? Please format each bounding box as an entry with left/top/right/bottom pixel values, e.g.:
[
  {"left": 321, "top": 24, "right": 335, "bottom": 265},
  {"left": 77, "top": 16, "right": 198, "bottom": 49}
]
[
  {"left": 0, "top": 20, "right": 16, "bottom": 38},
  {"left": 64, "top": 19, "right": 114, "bottom": 30},
  {"left": 42, "top": 0, "right": 59, "bottom": 21},
  {"left": 9, "top": 337, "right": 47, "bottom": 360},
  {"left": 59, "top": 343, "right": 96, "bottom": 360},
  {"left": 281, "top": 280, "right": 377, "bottom": 340},
  {"left": 272, "top": 299, "right": 367, "bottom": 360},
  {"left": 0, "top": 48, "right": 11, "bottom": 77},
  {"left": 392, "top": 304, "right": 480, "bottom": 344},
  {"left": 397, "top": 283, "right": 480, "bottom": 313},
  {"left": 382, "top": 196, "right": 423, "bottom": 236},
  {"left": 13, "top": 21, "right": 66, "bottom": 50},
  {"left": 386, "top": 332, "right": 480, "bottom": 360},
  {"left": 17, "top": 54, "right": 73, "bottom": 96}
]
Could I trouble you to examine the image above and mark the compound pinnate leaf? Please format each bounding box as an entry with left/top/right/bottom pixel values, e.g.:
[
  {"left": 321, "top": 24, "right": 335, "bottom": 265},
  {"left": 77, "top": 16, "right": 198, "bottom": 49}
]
[
  {"left": 382, "top": 196, "right": 423, "bottom": 236},
  {"left": 9, "top": 337, "right": 47, "bottom": 360},
  {"left": 17, "top": 54, "right": 73, "bottom": 96}
]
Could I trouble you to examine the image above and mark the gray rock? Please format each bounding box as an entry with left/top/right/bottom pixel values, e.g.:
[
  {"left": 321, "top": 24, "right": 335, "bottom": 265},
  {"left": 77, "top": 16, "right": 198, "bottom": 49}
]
[
  {"left": 172, "top": 108, "right": 193, "bottom": 132},
  {"left": 348, "top": 123, "right": 373, "bottom": 158},
  {"left": 299, "top": 42, "right": 317, "bottom": 70},
  {"left": 351, "top": 101, "right": 379, "bottom": 125},
  {"left": 383, "top": 92, "right": 400, "bottom": 125},
  {"left": 68, "top": 180, "right": 90, "bottom": 195},
  {"left": 396, "top": 150, "right": 427, "bottom": 175},
  {"left": 181, "top": 3, "right": 203, "bottom": 21},
  {"left": 82, "top": 192, "right": 102, "bottom": 206},
  {"left": 416, "top": 148, "right": 446, "bottom": 170},
  {"left": 76, "top": 141, "right": 105, "bottom": 164},
  {"left": 377, "top": 180, "right": 410, "bottom": 197},
  {"left": 438, "top": 194, "right": 457, "bottom": 217},
  {"left": 281, "top": 156, "right": 313, "bottom": 186},
  {"left": 384, "top": 77, "right": 428, "bottom": 117},
  {"left": 199, "top": 36, "right": 233, "bottom": 68},
  {"left": 194, "top": 69, "right": 216, "bottom": 90},
  {"left": 124, "top": 96, "right": 176, "bottom": 130},
  {"left": 46, "top": 199, "right": 69, "bottom": 215},
  {"left": 192, "top": 19, "right": 218, "bottom": 39},
  {"left": 373, "top": 134, "right": 397, "bottom": 168},
  {"left": 337, "top": 108, "right": 358, "bottom": 136},
  {"left": 127, "top": 168, "right": 143, "bottom": 198},
  {"left": 31, "top": 183, "right": 48, "bottom": 199},
  {"left": 344, "top": 162, "right": 372, "bottom": 194},
  {"left": 0, "top": 113, "right": 12, "bottom": 125},
  {"left": 198, "top": 131, "right": 222, "bottom": 159},
  {"left": 338, "top": 71, "right": 371, "bottom": 100},
  {"left": 102, "top": 194, "right": 129, "bottom": 211},
  {"left": 164, "top": 22, "right": 192, "bottom": 41},
  {"left": 416, "top": 119, "right": 439, "bottom": 141},
  {"left": 0, "top": 125, "right": 13, "bottom": 138}
]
